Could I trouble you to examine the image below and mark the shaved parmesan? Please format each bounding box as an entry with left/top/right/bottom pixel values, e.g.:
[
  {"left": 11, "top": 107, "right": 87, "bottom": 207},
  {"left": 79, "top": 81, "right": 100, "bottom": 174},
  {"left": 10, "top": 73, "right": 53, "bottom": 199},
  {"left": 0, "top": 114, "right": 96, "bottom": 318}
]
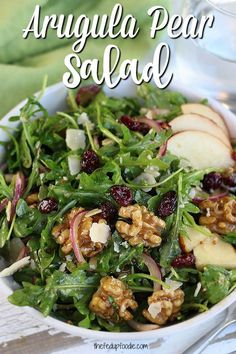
[
  {"left": 194, "top": 282, "right": 202, "bottom": 297},
  {"left": 66, "top": 129, "right": 86, "bottom": 150},
  {"left": 89, "top": 223, "right": 111, "bottom": 244},
  {"left": 68, "top": 155, "right": 81, "bottom": 175},
  {"left": 77, "top": 112, "right": 94, "bottom": 129},
  {"left": 59, "top": 263, "right": 67, "bottom": 272},
  {"left": 0, "top": 256, "right": 30, "bottom": 277},
  {"left": 148, "top": 302, "right": 162, "bottom": 318},
  {"left": 165, "top": 278, "right": 183, "bottom": 291}
]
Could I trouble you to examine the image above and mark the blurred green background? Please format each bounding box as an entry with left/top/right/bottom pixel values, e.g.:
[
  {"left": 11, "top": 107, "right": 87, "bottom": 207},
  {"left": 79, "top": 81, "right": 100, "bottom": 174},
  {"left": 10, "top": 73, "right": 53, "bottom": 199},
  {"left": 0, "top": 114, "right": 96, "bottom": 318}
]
[{"left": 0, "top": 0, "right": 168, "bottom": 117}]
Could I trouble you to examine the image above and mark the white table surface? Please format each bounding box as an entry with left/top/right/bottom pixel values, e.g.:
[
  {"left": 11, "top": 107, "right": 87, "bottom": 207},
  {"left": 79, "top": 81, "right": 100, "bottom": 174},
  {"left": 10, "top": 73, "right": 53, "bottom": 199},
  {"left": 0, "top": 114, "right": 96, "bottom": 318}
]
[{"left": 0, "top": 294, "right": 236, "bottom": 354}]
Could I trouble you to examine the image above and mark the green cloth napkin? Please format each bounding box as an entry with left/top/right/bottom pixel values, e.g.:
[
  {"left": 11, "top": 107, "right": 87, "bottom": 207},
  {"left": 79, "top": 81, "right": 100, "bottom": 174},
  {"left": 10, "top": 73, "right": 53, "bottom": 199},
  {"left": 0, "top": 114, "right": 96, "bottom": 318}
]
[{"left": 0, "top": 0, "right": 167, "bottom": 118}]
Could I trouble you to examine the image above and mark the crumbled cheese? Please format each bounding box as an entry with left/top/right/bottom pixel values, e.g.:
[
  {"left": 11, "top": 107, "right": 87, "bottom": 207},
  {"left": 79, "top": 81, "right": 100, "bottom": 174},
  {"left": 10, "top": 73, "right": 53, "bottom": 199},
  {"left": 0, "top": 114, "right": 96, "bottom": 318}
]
[
  {"left": 77, "top": 112, "right": 94, "bottom": 129},
  {"left": 116, "top": 266, "right": 121, "bottom": 272},
  {"left": 59, "top": 263, "right": 67, "bottom": 272},
  {"left": 63, "top": 176, "right": 68, "bottom": 181},
  {"left": 0, "top": 256, "right": 30, "bottom": 277},
  {"left": 133, "top": 172, "right": 156, "bottom": 192},
  {"left": 66, "top": 129, "right": 86, "bottom": 151},
  {"left": 89, "top": 223, "right": 111, "bottom": 244},
  {"left": 121, "top": 241, "right": 129, "bottom": 249},
  {"left": 144, "top": 166, "right": 160, "bottom": 178},
  {"left": 194, "top": 282, "right": 202, "bottom": 297},
  {"left": 165, "top": 278, "right": 183, "bottom": 291},
  {"left": 148, "top": 302, "right": 162, "bottom": 318},
  {"left": 65, "top": 255, "right": 73, "bottom": 262},
  {"left": 114, "top": 242, "right": 120, "bottom": 253},
  {"left": 68, "top": 155, "right": 81, "bottom": 175},
  {"left": 206, "top": 208, "right": 211, "bottom": 217}
]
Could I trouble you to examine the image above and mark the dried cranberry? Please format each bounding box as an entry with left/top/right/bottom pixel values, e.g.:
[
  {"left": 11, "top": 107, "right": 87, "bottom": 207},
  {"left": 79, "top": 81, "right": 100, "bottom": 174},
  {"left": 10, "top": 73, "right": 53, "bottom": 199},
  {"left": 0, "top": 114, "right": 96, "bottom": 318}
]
[
  {"left": 38, "top": 198, "right": 58, "bottom": 214},
  {"left": 120, "top": 115, "right": 149, "bottom": 134},
  {"left": 157, "top": 191, "right": 177, "bottom": 218},
  {"left": 100, "top": 201, "right": 118, "bottom": 222},
  {"left": 202, "top": 172, "right": 222, "bottom": 191},
  {"left": 81, "top": 150, "right": 100, "bottom": 174},
  {"left": 110, "top": 186, "right": 133, "bottom": 206},
  {"left": 76, "top": 85, "right": 100, "bottom": 107},
  {"left": 171, "top": 253, "right": 196, "bottom": 268}
]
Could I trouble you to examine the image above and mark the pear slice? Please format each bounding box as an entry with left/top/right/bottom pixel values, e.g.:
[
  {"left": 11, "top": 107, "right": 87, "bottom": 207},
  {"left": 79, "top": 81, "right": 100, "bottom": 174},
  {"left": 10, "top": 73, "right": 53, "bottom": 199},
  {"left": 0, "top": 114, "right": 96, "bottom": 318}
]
[
  {"left": 179, "top": 227, "right": 208, "bottom": 253},
  {"left": 194, "top": 236, "right": 236, "bottom": 270},
  {"left": 167, "top": 131, "right": 233, "bottom": 169},
  {"left": 181, "top": 103, "right": 229, "bottom": 136},
  {"left": 169, "top": 114, "right": 231, "bottom": 148},
  {"left": 180, "top": 227, "right": 236, "bottom": 270}
]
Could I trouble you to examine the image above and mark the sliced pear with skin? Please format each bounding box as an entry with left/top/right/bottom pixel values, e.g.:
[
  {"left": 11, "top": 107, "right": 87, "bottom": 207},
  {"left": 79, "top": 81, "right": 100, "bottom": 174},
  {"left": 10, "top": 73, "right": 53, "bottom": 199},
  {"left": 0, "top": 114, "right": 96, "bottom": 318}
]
[
  {"left": 169, "top": 114, "right": 231, "bottom": 148},
  {"left": 180, "top": 227, "right": 236, "bottom": 270},
  {"left": 194, "top": 236, "right": 236, "bottom": 270},
  {"left": 181, "top": 103, "right": 229, "bottom": 136},
  {"left": 167, "top": 131, "right": 234, "bottom": 169},
  {"left": 179, "top": 227, "right": 208, "bottom": 253}
]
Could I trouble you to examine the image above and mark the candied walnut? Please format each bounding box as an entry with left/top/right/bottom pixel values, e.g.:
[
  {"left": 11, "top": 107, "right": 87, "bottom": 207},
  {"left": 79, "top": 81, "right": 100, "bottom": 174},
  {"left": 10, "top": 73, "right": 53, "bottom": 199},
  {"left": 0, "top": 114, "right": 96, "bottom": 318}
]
[
  {"left": 199, "top": 197, "right": 236, "bottom": 234},
  {"left": 52, "top": 207, "right": 107, "bottom": 257},
  {"left": 116, "top": 204, "right": 165, "bottom": 247},
  {"left": 143, "top": 289, "right": 184, "bottom": 325},
  {"left": 89, "top": 276, "right": 138, "bottom": 322}
]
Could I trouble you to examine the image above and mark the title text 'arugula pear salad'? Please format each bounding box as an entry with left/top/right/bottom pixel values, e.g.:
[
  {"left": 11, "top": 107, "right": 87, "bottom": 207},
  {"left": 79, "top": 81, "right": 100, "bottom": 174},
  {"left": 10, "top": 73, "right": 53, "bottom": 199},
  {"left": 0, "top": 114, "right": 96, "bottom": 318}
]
[{"left": 1, "top": 82, "right": 236, "bottom": 332}]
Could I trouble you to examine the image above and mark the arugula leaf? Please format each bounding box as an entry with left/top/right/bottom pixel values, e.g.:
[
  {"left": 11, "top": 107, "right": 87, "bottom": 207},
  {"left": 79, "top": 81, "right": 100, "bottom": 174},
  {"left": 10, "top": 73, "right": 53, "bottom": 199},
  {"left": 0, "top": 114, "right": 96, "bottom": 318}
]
[
  {"left": 159, "top": 174, "right": 183, "bottom": 267},
  {"left": 96, "top": 231, "right": 143, "bottom": 273},
  {"left": 9, "top": 270, "right": 100, "bottom": 317},
  {"left": 14, "top": 199, "right": 47, "bottom": 237},
  {"left": 137, "top": 82, "right": 186, "bottom": 121},
  {"left": 79, "top": 161, "right": 122, "bottom": 193},
  {"left": 200, "top": 266, "right": 231, "bottom": 304},
  {"left": 0, "top": 172, "right": 12, "bottom": 199},
  {"left": 222, "top": 232, "right": 236, "bottom": 245},
  {"left": 8, "top": 282, "right": 44, "bottom": 307}
]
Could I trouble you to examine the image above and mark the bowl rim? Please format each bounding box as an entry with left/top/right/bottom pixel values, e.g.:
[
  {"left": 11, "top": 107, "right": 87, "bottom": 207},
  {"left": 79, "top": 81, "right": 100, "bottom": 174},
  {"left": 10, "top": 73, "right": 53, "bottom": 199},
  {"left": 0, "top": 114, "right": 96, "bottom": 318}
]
[{"left": 0, "top": 81, "right": 236, "bottom": 339}]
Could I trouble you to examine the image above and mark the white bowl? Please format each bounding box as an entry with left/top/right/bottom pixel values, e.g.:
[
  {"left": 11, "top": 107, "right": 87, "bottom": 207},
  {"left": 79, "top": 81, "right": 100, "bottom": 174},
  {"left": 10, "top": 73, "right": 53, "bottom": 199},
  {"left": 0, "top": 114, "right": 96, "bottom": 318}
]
[{"left": 0, "top": 81, "right": 236, "bottom": 353}]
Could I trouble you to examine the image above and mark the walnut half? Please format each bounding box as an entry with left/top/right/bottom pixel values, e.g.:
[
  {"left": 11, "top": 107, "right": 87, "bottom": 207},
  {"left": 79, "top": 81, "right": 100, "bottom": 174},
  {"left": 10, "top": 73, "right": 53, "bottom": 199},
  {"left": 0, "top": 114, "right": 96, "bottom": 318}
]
[
  {"left": 143, "top": 289, "right": 184, "bottom": 325},
  {"left": 89, "top": 276, "right": 138, "bottom": 322},
  {"left": 199, "top": 197, "right": 236, "bottom": 234},
  {"left": 52, "top": 207, "right": 107, "bottom": 258},
  {"left": 116, "top": 204, "right": 165, "bottom": 247}
]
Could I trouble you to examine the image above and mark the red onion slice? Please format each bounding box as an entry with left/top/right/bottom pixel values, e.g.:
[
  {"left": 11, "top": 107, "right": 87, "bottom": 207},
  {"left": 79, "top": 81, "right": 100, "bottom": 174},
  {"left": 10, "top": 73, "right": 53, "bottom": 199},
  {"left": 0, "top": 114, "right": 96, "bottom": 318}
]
[
  {"left": 0, "top": 198, "right": 8, "bottom": 213},
  {"left": 127, "top": 320, "right": 160, "bottom": 331},
  {"left": 138, "top": 118, "right": 171, "bottom": 133},
  {"left": 158, "top": 142, "right": 167, "bottom": 157},
  {"left": 10, "top": 172, "right": 25, "bottom": 221},
  {"left": 142, "top": 253, "right": 162, "bottom": 291},
  {"left": 138, "top": 118, "right": 163, "bottom": 132},
  {"left": 193, "top": 191, "right": 228, "bottom": 204},
  {"left": 69, "top": 210, "right": 87, "bottom": 263}
]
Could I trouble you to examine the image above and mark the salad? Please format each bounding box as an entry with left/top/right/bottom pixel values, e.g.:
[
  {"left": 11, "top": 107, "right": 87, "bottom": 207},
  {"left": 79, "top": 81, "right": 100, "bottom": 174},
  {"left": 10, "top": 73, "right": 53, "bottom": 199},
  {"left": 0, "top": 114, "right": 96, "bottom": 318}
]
[{"left": 0, "top": 82, "right": 236, "bottom": 332}]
